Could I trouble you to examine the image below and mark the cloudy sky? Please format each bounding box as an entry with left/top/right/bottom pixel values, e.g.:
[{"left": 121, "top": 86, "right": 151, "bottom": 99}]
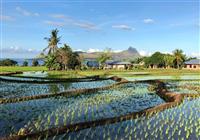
[{"left": 0, "top": 0, "right": 199, "bottom": 58}]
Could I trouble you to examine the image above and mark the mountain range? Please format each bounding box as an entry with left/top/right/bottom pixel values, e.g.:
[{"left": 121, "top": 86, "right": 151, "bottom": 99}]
[{"left": 78, "top": 47, "right": 141, "bottom": 61}]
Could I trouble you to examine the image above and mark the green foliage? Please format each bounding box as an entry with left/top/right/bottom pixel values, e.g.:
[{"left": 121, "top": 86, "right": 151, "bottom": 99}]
[
  {"left": 144, "top": 52, "right": 165, "bottom": 68},
  {"left": 36, "top": 52, "right": 45, "bottom": 59},
  {"left": 22, "top": 61, "right": 28, "bottom": 66},
  {"left": 43, "top": 29, "right": 81, "bottom": 71},
  {"left": 44, "top": 29, "right": 61, "bottom": 55},
  {"left": 44, "top": 44, "right": 81, "bottom": 70},
  {"left": 131, "top": 57, "right": 144, "bottom": 64},
  {"left": 0, "top": 59, "right": 18, "bottom": 66},
  {"left": 163, "top": 54, "right": 175, "bottom": 68},
  {"left": 68, "top": 52, "right": 81, "bottom": 69},
  {"left": 173, "top": 49, "right": 186, "bottom": 69},
  {"left": 56, "top": 44, "right": 81, "bottom": 70},
  {"left": 0, "top": 66, "right": 47, "bottom": 72},
  {"left": 45, "top": 54, "right": 60, "bottom": 70},
  {"left": 97, "top": 49, "right": 112, "bottom": 68},
  {"left": 186, "top": 57, "right": 197, "bottom": 61},
  {"left": 32, "top": 59, "right": 39, "bottom": 66},
  {"left": 144, "top": 49, "right": 186, "bottom": 69}
]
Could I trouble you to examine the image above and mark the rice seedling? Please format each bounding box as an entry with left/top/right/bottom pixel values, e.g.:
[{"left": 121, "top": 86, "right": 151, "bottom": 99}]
[{"left": 0, "top": 77, "right": 199, "bottom": 139}]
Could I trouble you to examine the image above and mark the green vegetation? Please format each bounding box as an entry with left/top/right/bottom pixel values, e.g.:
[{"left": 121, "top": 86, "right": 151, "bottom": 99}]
[
  {"left": 43, "top": 29, "right": 81, "bottom": 70},
  {"left": 0, "top": 59, "right": 18, "bottom": 66},
  {"left": 0, "top": 66, "right": 47, "bottom": 72},
  {"left": 97, "top": 48, "right": 112, "bottom": 68},
  {"left": 143, "top": 49, "right": 187, "bottom": 69},
  {"left": 32, "top": 59, "right": 39, "bottom": 66},
  {"left": 173, "top": 49, "right": 186, "bottom": 69},
  {"left": 43, "top": 29, "right": 60, "bottom": 55},
  {"left": 22, "top": 61, "right": 28, "bottom": 66},
  {"left": 0, "top": 66, "right": 200, "bottom": 78},
  {"left": 0, "top": 75, "right": 199, "bottom": 139}
]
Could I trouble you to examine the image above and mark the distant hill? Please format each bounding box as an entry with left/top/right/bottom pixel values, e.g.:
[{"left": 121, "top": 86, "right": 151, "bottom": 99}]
[{"left": 78, "top": 47, "right": 141, "bottom": 61}]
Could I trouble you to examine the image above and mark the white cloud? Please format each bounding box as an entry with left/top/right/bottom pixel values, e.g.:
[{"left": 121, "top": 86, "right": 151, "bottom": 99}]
[
  {"left": 75, "top": 48, "right": 123, "bottom": 53},
  {"left": 74, "top": 49, "right": 83, "bottom": 52},
  {"left": 0, "top": 15, "right": 15, "bottom": 21},
  {"left": 163, "top": 51, "right": 172, "bottom": 55},
  {"left": 189, "top": 52, "right": 200, "bottom": 58},
  {"left": 139, "top": 50, "right": 152, "bottom": 56},
  {"left": 112, "top": 25, "right": 134, "bottom": 31},
  {"left": 143, "top": 18, "right": 155, "bottom": 24},
  {"left": 74, "top": 22, "right": 97, "bottom": 30},
  {"left": 87, "top": 48, "right": 102, "bottom": 53},
  {"left": 113, "top": 50, "right": 123, "bottom": 53},
  {"left": 16, "top": 6, "right": 40, "bottom": 17},
  {"left": 50, "top": 14, "right": 67, "bottom": 20},
  {"left": 48, "top": 14, "right": 98, "bottom": 30},
  {"left": 1, "top": 46, "right": 41, "bottom": 55},
  {"left": 44, "top": 20, "right": 65, "bottom": 27}
]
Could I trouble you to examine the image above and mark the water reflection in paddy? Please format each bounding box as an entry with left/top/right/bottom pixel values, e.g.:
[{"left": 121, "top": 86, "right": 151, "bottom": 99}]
[
  {"left": 57, "top": 98, "right": 200, "bottom": 140},
  {"left": 0, "top": 79, "right": 115, "bottom": 98},
  {"left": 0, "top": 83, "right": 164, "bottom": 136},
  {"left": 166, "top": 80, "right": 200, "bottom": 94}
]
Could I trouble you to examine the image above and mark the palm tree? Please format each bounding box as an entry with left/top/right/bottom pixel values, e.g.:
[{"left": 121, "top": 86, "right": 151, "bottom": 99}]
[
  {"left": 97, "top": 49, "right": 111, "bottom": 68},
  {"left": 173, "top": 49, "right": 185, "bottom": 69},
  {"left": 44, "top": 29, "right": 61, "bottom": 55}
]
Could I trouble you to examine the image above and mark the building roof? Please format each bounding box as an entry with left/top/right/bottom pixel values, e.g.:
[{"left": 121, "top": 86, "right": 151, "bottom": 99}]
[
  {"left": 86, "top": 61, "right": 99, "bottom": 67},
  {"left": 114, "top": 61, "right": 132, "bottom": 65},
  {"left": 105, "top": 60, "right": 131, "bottom": 65},
  {"left": 105, "top": 60, "right": 115, "bottom": 65},
  {"left": 185, "top": 59, "right": 200, "bottom": 65}
]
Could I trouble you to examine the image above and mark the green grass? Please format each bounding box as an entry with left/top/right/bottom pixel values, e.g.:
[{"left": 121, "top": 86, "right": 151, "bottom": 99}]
[
  {"left": 0, "top": 66, "right": 200, "bottom": 78},
  {"left": 78, "top": 69, "right": 200, "bottom": 77},
  {"left": 0, "top": 66, "right": 47, "bottom": 72}
]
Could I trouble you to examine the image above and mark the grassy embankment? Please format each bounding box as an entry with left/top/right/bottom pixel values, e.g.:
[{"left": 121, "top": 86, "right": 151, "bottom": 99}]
[
  {"left": 0, "top": 66, "right": 47, "bottom": 72},
  {"left": 0, "top": 66, "right": 200, "bottom": 78}
]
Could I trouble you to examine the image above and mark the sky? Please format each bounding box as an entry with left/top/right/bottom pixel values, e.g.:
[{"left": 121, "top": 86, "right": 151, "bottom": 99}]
[{"left": 0, "top": 0, "right": 199, "bottom": 58}]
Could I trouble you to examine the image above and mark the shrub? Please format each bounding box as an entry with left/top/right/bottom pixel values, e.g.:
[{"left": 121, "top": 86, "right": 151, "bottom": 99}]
[
  {"left": 0, "top": 59, "right": 18, "bottom": 66},
  {"left": 22, "top": 61, "right": 28, "bottom": 66},
  {"left": 32, "top": 59, "right": 39, "bottom": 66}
]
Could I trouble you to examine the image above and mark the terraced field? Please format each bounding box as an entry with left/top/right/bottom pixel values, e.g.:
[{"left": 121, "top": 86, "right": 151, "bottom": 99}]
[{"left": 0, "top": 74, "right": 199, "bottom": 140}]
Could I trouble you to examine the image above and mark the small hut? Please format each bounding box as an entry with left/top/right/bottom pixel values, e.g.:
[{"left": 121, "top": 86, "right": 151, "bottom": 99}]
[{"left": 184, "top": 59, "right": 200, "bottom": 69}]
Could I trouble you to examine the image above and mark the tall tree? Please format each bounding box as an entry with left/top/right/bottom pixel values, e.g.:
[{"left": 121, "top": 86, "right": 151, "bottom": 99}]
[
  {"left": 97, "top": 49, "right": 111, "bottom": 68},
  {"left": 56, "top": 44, "right": 72, "bottom": 70},
  {"left": 69, "top": 52, "right": 81, "bottom": 69},
  {"left": 173, "top": 49, "right": 185, "bottom": 69},
  {"left": 144, "top": 52, "right": 165, "bottom": 68},
  {"left": 56, "top": 44, "right": 81, "bottom": 70},
  {"left": 44, "top": 29, "right": 61, "bottom": 55},
  {"left": 163, "top": 54, "right": 175, "bottom": 68}
]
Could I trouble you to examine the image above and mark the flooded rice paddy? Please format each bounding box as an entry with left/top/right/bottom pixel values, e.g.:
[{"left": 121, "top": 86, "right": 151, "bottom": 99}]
[
  {"left": 125, "top": 74, "right": 200, "bottom": 81},
  {"left": 0, "top": 74, "right": 199, "bottom": 139},
  {"left": 56, "top": 98, "right": 200, "bottom": 140},
  {"left": 0, "top": 77, "right": 115, "bottom": 98}
]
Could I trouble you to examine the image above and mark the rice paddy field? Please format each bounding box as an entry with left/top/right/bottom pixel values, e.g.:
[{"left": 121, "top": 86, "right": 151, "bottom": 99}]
[{"left": 0, "top": 71, "right": 199, "bottom": 139}]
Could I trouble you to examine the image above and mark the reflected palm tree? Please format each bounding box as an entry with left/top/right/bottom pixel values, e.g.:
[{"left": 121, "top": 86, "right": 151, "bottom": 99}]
[
  {"left": 49, "top": 83, "right": 71, "bottom": 94},
  {"left": 62, "top": 83, "right": 71, "bottom": 90},
  {"left": 49, "top": 84, "right": 60, "bottom": 94}
]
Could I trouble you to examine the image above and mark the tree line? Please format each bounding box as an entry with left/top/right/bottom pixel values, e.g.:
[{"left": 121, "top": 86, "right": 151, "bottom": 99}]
[
  {"left": 43, "top": 29, "right": 81, "bottom": 70},
  {"left": 0, "top": 59, "right": 40, "bottom": 66},
  {"left": 140, "top": 50, "right": 195, "bottom": 69}
]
